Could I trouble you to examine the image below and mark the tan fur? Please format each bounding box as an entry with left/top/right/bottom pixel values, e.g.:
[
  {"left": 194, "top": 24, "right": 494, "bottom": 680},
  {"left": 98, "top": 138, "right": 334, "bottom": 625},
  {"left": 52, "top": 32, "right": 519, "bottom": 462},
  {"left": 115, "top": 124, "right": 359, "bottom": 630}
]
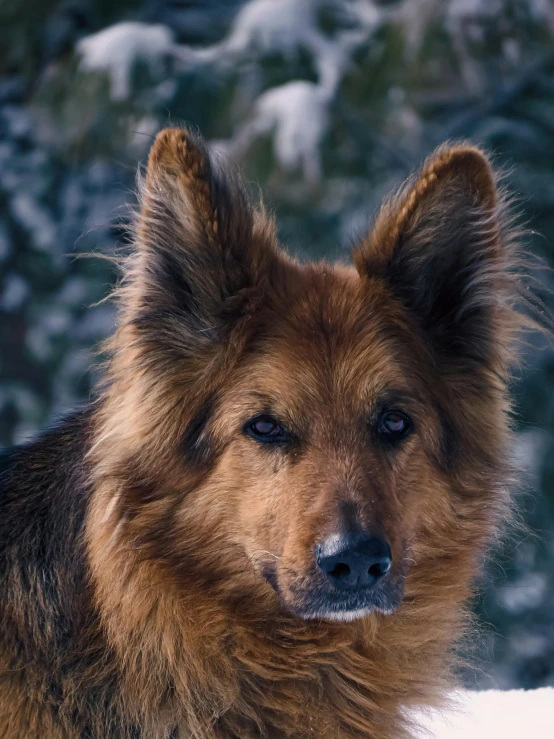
[{"left": 0, "top": 128, "right": 541, "bottom": 738}]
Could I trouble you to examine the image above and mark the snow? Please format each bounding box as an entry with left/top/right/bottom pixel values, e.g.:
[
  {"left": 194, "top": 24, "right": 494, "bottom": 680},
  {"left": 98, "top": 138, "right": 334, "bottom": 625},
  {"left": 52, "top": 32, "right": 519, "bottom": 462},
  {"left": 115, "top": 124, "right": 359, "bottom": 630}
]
[
  {"left": 413, "top": 688, "right": 554, "bottom": 739},
  {"left": 77, "top": 22, "right": 175, "bottom": 100},
  {"left": 222, "top": 0, "right": 319, "bottom": 58},
  {"left": 222, "top": 80, "right": 329, "bottom": 183},
  {"left": 74, "top": 3, "right": 379, "bottom": 181},
  {"left": 67, "top": 1, "right": 554, "bottom": 185},
  {"left": 184, "top": 0, "right": 376, "bottom": 181},
  {"left": 176, "top": 0, "right": 320, "bottom": 64},
  {"left": 499, "top": 571, "right": 548, "bottom": 614}
]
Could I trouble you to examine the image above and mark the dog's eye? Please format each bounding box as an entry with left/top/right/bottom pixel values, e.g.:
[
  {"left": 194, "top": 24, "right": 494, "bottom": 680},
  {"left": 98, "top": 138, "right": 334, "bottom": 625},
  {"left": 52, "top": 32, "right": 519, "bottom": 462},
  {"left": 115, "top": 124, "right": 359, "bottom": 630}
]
[
  {"left": 377, "top": 411, "right": 413, "bottom": 440},
  {"left": 245, "top": 415, "right": 289, "bottom": 444}
]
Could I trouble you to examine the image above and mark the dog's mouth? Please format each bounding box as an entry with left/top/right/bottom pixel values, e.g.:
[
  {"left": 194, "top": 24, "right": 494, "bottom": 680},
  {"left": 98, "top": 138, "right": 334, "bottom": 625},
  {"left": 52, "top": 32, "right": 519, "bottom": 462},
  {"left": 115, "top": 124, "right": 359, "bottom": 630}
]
[
  {"left": 289, "top": 582, "right": 404, "bottom": 622},
  {"left": 262, "top": 565, "right": 404, "bottom": 622}
]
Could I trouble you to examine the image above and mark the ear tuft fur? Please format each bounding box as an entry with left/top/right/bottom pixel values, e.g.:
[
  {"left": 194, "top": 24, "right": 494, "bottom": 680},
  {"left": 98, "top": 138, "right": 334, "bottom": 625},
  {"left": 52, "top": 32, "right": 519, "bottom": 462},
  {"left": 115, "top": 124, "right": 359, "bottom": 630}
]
[
  {"left": 141, "top": 127, "right": 256, "bottom": 252},
  {"left": 146, "top": 128, "right": 218, "bottom": 237},
  {"left": 354, "top": 145, "right": 498, "bottom": 277},
  {"left": 353, "top": 143, "right": 519, "bottom": 369}
]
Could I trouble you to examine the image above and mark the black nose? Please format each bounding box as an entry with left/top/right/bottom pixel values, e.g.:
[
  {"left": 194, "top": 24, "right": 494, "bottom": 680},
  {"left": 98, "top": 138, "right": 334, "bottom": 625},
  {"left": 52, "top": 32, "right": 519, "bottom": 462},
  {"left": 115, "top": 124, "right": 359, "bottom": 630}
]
[{"left": 317, "top": 533, "right": 392, "bottom": 591}]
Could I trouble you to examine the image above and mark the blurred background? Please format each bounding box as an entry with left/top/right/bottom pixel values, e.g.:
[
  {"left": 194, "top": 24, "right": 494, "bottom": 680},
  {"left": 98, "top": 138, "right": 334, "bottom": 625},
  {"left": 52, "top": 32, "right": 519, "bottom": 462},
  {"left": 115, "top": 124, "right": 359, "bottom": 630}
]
[{"left": 1, "top": 0, "right": 554, "bottom": 691}]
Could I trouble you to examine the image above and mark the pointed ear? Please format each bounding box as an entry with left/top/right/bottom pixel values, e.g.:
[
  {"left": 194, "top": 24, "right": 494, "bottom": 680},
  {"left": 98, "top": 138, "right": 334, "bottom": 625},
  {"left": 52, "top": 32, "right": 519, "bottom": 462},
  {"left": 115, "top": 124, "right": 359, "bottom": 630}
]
[
  {"left": 353, "top": 144, "right": 515, "bottom": 366},
  {"left": 131, "top": 127, "right": 278, "bottom": 352}
]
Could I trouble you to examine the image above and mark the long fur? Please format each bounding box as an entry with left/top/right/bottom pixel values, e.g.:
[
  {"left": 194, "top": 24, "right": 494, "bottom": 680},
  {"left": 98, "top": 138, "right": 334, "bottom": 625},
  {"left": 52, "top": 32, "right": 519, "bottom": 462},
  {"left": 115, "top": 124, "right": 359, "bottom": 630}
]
[{"left": 0, "top": 128, "right": 546, "bottom": 738}]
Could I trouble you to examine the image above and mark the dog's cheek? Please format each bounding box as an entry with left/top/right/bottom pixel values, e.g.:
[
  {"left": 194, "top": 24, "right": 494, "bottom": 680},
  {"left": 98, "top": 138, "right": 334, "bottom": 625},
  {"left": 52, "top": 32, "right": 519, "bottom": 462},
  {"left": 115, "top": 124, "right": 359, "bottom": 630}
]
[{"left": 232, "top": 453, "right": 293, "bottom": 565}]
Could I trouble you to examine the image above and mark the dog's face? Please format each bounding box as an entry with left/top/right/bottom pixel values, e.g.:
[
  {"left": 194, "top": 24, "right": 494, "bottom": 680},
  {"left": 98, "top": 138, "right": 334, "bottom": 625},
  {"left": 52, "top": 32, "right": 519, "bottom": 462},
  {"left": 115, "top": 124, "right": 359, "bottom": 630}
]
[
  {"left": 198, "top": 274, "right": 448, "bottom": 621},
  {"left": 100, "top": 130, "right": 517, "bottom": 624}
]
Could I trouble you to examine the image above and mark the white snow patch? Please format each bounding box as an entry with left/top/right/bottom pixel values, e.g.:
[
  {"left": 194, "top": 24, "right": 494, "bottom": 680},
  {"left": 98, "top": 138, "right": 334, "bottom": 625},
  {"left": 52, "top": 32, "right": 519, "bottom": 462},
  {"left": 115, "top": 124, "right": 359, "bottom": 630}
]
[
  {"left": 413, "top": 688, "right": 554, "bottom": 739},
  {"left": 178, "top": 0, "right": 319, "bottom": 64},
  {"left": 77, "top": 22, "right": 175, "bottom": 101},
  {"left": 215, "top": 79, "right": 330, "bottom": 183},
  {"left": 224, "top": 0, "right": 318, "bottom": 58},
  {"left": 241, "top": 80, "right": 329, "bottom": 182},
  {"left": 498, "top": 571, "right": 547, "bottom": 614}
]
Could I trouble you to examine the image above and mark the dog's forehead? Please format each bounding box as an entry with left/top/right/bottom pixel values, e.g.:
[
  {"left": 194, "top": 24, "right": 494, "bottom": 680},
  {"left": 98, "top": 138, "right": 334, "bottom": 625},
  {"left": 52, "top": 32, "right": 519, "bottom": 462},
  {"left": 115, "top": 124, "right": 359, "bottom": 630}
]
[{"left": 241, "top": 266, "right": 416, "bottom": 406}]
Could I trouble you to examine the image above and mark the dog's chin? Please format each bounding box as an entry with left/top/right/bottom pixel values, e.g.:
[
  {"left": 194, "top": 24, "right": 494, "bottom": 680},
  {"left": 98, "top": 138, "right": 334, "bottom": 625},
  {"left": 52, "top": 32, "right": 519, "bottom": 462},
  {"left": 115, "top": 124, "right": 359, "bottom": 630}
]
[
  {"left": 278, "top": 587, "right": 403, "bottom": 623},
  {"left": 293, "top": 601, "right": 399, "bottom": 622},
  {"left": 298, "top": 606, "right": 381, "bottom": 622},
  {"left": 262, "top": 567, "right": 404, "bottom": 623}
]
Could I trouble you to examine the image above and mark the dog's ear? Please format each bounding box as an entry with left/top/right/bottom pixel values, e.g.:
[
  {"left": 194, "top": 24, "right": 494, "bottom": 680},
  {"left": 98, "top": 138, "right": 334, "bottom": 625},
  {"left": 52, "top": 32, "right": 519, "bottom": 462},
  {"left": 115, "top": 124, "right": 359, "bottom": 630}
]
[
  {"left": 130, "top": 128, "right": 278, "bottom": 353},
  {"left": 353, "top": 145, "right": 515, "bottom": 367}
]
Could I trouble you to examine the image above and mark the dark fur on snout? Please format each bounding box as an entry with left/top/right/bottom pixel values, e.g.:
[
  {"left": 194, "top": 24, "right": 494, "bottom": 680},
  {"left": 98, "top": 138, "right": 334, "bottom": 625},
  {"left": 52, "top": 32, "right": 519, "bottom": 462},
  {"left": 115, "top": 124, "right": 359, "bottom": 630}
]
[{"left": 0, "top": 128, "right": 546, "bottom": 738}]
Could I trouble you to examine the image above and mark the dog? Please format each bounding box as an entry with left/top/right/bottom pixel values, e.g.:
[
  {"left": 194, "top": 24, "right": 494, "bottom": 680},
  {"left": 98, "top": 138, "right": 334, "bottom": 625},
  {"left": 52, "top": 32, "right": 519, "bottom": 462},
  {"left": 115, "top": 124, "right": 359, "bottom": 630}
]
[{"left": 0, "top": 127, "right": 539, "bottom": 738}]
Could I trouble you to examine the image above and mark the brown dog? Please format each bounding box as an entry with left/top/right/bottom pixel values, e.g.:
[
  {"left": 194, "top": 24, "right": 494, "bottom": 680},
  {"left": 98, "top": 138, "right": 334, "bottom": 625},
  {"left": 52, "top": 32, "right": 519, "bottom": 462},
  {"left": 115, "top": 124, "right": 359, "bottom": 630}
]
[{"left": 0, "top": 128, "right": 537, "bottom": 738}]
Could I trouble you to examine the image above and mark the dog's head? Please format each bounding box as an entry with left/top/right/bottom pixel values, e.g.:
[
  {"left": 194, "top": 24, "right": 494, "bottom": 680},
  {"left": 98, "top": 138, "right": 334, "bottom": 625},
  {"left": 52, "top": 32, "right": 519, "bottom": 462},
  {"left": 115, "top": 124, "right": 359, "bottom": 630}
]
[{"left": 94, "top": 129, "right": 522, "bottom": 623}]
